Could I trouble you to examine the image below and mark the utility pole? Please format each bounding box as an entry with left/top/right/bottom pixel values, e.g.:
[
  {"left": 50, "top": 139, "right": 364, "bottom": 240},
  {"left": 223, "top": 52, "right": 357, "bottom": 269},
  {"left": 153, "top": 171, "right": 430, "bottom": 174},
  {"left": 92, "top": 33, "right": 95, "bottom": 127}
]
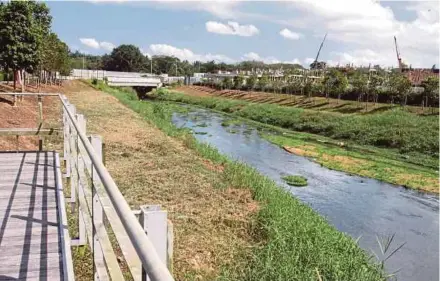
[
  {"left": 175, "top": 63, "right": 178, "bottom": 77},
  {"left": 150, "top": 58, "right": 153, "bottom": 75}
]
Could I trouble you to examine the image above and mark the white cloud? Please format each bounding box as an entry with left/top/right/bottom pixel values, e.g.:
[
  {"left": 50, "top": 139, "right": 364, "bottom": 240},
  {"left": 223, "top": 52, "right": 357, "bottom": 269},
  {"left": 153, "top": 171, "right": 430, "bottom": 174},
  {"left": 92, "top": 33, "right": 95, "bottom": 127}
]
[
  {"left": 80, "top": 38, "right": 115, "bottom": 51},
  {"left": 100, "top": 41, "right": 115, "bottom": 51},
  {"left": 284, "top": 0, "right": 439, "bottom": 67},
  {"left": 149, "top": 44, "right": 234, "bottom": 63},
  {"left": 206, "top": 21, "right": 259, "bottom": 37},
  {"left": 279, "top": 28, "right": 301, "bottom": 40},
  {"left": 79, "top": 38, "right": 100, "bottom": 49},
  {"left": 242, "top": 52, "right": 303, "bottom": 65}
]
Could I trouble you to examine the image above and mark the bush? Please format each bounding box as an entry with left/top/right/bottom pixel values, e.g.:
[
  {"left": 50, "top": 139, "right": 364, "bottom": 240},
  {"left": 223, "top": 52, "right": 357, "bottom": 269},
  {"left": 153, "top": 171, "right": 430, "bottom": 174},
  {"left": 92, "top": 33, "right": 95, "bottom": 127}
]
[{"left": 91, "top": 78, "right": 98, "bottom": 85}]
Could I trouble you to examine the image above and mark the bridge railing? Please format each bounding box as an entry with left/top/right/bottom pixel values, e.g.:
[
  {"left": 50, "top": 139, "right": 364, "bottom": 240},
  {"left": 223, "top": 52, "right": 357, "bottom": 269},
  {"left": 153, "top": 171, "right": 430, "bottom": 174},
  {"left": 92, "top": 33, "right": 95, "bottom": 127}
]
[{"left": 0, "top": 92, "right": 174, "bottom": 281}]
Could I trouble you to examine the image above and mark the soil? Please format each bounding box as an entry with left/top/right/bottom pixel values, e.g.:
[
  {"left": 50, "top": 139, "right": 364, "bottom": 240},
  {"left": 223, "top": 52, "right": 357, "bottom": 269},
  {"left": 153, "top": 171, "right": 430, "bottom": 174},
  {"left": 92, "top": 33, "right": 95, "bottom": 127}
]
[{"left": 0, "top": 82, "right": 63, "bottom": 150}]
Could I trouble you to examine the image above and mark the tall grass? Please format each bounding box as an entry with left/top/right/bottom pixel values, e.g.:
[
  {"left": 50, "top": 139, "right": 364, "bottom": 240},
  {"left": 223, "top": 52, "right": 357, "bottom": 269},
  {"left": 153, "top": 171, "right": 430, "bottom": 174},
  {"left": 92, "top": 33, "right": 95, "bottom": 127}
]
[
  {"left": 93, "top": 82, "right": 386, "bottom": 280},
  {"left": 155, "top": 88, "right": 439, "bottom": 156}
]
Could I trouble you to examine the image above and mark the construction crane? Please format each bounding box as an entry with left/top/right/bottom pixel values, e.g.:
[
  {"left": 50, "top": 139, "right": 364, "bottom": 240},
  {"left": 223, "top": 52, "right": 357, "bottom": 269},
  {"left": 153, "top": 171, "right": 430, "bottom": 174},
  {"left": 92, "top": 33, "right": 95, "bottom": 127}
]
[
  {"left": 310, "top": 33, "right": 327, "bottom": 70},
  {"left": 394, "top": 36, "right": 407, "bottom": 71}
]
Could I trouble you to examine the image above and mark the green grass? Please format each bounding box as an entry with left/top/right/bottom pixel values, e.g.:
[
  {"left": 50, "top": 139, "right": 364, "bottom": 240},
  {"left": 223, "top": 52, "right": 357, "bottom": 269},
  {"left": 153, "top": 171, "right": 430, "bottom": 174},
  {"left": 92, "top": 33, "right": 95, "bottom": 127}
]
[
  {"left": 91, "top": 81, "right": 386, "bottom": 281},
  {"left": 282, "top": 175, "right": 308, "bottom": 186},
  {"left": 155, "top": 88, "right": 439, "bottom": 157}
]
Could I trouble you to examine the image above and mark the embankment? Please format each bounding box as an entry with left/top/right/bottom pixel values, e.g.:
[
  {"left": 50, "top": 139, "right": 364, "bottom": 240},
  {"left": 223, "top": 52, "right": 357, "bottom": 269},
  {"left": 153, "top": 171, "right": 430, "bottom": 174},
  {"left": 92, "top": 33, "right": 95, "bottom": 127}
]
[
  {"left": 153, "top": 88, "right": 439, "bottom": 193},
  {"left": 90, "top": 81, "right": 386, "bottom": 280}
]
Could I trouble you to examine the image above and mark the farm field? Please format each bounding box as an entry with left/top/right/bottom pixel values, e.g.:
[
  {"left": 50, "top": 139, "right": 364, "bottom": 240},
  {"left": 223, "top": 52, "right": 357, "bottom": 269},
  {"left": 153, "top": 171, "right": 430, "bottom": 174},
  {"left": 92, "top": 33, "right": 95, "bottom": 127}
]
[{"left": 175, "top": 85, "right": 439, "bottom": 115}]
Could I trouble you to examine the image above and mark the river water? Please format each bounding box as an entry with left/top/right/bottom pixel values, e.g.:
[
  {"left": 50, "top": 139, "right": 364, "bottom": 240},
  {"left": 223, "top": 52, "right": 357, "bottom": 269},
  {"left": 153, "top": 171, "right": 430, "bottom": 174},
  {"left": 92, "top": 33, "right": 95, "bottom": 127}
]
[{"left": 172, "top": 107, "right": 439, "bottom": 281}]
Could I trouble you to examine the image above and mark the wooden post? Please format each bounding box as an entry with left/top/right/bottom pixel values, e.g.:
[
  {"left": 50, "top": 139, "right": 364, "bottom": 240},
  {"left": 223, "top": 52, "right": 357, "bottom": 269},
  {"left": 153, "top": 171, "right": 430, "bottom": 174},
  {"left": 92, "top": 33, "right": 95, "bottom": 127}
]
[
  {"left": 139, "top": 205, "right": 169, "bottom": 281},
  {"left": 76, "top": 114, "right": 87, "bottom": 246},
  {"left": 91, "top": 135, "right": 105, "bottom": 279},
  {"left": 69, "top": 105, "right": 77, "bottom": 213},
  {"left": 37, "top": 95, "right": 43, "bottom": 151}
]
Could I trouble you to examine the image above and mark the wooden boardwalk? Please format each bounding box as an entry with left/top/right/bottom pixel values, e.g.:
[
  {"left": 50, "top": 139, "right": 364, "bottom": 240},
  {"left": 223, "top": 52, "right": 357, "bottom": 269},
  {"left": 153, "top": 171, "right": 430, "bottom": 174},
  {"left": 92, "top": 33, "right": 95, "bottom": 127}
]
[{"left": 0, "top": 152, "right": 72, "bottom": 281}]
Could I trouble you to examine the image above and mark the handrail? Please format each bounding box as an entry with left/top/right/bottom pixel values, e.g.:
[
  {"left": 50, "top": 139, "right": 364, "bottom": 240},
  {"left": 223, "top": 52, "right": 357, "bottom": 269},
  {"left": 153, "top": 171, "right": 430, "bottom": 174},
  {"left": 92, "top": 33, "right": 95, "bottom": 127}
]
[
  {"left": 59, "top": 95, "right": 174, "bottom": 281},
  {"left": 0, "top": 91, "right": 174, "bottom": 280}
]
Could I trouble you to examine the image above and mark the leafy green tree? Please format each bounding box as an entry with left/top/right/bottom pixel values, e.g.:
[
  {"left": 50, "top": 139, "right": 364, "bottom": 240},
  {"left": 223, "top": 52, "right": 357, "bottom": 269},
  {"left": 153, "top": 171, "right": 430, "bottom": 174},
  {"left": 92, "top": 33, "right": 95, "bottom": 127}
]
[
  {"left": 369, "top": 74, "right": 384, "bottom": 106},
  {"left": 351, "top": 71, "right": 368, "bottom": 104},
  {"left": 40, "top": 32, "right": 71, "bottom": 76},
  {"left": 387, "top": 73, "right": 412, "bottom": 106},
  {"left": 258, "top": 75, "right": 269, "bottom": 92},
  {"left": 421, "top": 76, "right": 439, "bottom": 110},
  {"left": 234, "top": 75, "right": 245, "bottom": 89},
  {"left": 0, "top": 1, "right": 52, "bottom": 90},
  {"left": 323, "top": 69, "right": 348, "bottom": 102},
  {"left": 247, "top": 75, "right": 258, "bottom": 91},
  {"left": 103, "top": 44, "right": 147, "bottom": 72},
  {"left": 222, "top": 77, "right": 233, "bottom": 89}
]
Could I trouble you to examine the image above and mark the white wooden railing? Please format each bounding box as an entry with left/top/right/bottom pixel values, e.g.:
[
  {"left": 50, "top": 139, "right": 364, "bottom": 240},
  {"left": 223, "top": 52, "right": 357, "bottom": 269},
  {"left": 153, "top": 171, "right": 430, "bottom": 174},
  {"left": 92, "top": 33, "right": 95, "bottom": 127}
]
[{"left": 1, "top": 93, "right": 174, "bottom": 281}]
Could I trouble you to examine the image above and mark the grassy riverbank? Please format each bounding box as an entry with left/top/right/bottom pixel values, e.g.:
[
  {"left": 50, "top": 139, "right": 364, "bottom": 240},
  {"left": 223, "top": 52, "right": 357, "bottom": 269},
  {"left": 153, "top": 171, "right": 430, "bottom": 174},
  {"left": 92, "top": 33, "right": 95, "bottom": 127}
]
[
  {"left": 152, "top": 87, "right": 438, "bottom": 193},
  {"left": 156, "top": 88, "right": 439, "bottom": 157},
  {"left": 91, "top": 81, "right": 386, "bottom": 280}
]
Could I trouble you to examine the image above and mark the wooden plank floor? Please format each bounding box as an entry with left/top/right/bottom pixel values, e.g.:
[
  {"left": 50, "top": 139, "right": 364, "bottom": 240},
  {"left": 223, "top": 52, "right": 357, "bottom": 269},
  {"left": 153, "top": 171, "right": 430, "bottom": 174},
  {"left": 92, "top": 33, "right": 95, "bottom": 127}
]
[{"left": 0, "top": 152, "right": 65, "bottom": 281}]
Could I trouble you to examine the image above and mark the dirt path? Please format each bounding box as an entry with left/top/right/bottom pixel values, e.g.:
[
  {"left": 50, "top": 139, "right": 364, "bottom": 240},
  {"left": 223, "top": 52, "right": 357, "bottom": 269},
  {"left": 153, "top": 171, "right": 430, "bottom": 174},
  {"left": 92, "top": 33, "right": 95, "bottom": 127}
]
[{"left": 62, "top": 81, "right": 257, "bottom": 280}]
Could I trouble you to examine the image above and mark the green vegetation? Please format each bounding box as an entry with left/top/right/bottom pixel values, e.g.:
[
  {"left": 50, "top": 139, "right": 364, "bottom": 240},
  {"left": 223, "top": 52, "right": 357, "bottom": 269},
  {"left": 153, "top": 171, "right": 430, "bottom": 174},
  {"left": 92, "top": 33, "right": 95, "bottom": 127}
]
[
  {"left": 0, "top": 1, "right": 70, "bottom": 89},
  {"left": 282, "top": 175, "right": 308, "bottom": 186},
  {"left": 155, "top": 88, "right": 439, "bottom": 156},
  {"left": 265, "top": 133, "right": 438, "bottom": 193},
  {"left": 91, "top": 81, "right": 386, "bottom": 280}
]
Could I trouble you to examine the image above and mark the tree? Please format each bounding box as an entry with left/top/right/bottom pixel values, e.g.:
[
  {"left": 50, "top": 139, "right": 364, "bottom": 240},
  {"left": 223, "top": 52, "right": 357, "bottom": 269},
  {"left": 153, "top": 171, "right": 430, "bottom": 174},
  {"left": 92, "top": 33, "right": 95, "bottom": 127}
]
[
  {"left": 258, "top": 75, "right": 269, "bottom": 92},
  {"left": 369, "top": 74, "right": 385, "bottom": 106},
  {"left": 40, "top": 32, "right": 71, "bottom": 77},
  {"left": 351, "top": 71, "right": 368, "bottom": 105},
  {"left": 387, "top": 73, "right": 412, "bottom": 106},
  {"left": 0, "top": 1, "right": 52, "bottom": 90},
  {"left": 421, "top": 76, "right": 439, "bottom": 111},
  {"left": 323, "top": 69, "right": 348, "bottom": 103},
  {"left": 247, "top": 75, "right": 258, "bottom": 91},
  {"left": 222, "top": 77, "right": 233, "bottom": 89},
  {"left": 103, "top": 44, "right": 147, "bottom": 72},
  {"left": 233, "top": 75, "right": 245, "bottom": 89}
]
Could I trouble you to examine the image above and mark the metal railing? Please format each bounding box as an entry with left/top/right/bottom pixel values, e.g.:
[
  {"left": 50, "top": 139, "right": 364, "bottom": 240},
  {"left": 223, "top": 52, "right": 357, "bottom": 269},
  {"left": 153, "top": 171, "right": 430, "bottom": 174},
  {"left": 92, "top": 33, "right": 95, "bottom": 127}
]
[{"left": 0, "top": 92, "right": 174, "bottom": 281}]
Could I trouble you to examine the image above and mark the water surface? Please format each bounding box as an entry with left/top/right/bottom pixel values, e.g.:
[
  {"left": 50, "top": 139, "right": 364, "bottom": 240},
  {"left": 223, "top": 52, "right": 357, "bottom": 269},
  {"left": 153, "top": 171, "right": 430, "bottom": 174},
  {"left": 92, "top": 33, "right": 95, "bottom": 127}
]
[{"left": 172, "top": 107, "right": 439, "bottom": 281}]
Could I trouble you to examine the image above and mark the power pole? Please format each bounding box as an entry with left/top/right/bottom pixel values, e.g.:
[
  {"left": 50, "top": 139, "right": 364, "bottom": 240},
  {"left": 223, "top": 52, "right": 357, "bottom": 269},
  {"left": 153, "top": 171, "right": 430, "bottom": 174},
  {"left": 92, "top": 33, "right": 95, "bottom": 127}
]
[{"left": 150, "top": 58, "right": 153, "bottom": 74}]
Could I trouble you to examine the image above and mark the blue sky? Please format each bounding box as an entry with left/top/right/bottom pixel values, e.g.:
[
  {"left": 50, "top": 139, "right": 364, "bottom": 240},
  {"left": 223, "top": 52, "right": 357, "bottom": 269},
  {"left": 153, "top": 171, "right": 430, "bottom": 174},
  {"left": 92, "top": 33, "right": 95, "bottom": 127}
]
[{"left": 47, "top": 1, "right": 439, "bottom": 68}]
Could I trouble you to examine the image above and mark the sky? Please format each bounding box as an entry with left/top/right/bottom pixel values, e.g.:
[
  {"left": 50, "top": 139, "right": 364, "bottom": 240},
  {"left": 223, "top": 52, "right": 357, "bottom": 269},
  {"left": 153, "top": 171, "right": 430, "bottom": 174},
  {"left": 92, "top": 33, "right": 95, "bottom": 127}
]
[{"left": 47, "top": 0, "right": 440, "bottom": 68}]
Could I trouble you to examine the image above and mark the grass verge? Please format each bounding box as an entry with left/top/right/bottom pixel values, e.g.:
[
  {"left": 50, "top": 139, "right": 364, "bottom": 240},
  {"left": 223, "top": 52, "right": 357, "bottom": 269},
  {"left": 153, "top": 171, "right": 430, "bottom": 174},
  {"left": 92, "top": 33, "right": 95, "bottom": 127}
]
[
  {"left": 92, "top": 82, "right": 386, "bottom": 280},
  {"left": 155, "top": 88, "right": 439, "bottom": 157}
]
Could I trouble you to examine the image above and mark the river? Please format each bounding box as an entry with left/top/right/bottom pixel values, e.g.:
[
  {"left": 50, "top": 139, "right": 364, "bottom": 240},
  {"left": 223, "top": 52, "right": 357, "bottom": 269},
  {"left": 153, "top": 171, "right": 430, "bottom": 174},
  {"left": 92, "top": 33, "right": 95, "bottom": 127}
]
[{"left": 172, "top": 107, "right": 439, "bottom": 281}]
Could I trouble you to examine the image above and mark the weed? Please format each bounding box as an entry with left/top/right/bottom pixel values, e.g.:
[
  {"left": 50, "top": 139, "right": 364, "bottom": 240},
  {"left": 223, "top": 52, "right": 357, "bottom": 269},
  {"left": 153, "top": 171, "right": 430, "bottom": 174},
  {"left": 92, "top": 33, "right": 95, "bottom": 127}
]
[{"left": 282, "top": 175, "right": 308, "bottom": 186}]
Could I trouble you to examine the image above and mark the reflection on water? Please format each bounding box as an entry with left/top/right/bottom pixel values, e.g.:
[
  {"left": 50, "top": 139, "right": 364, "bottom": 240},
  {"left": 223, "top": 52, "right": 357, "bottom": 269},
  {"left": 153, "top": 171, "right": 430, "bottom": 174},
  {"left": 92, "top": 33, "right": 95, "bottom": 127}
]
[{"left": 172, "top": 108, "right": 439, "bottom": 281}]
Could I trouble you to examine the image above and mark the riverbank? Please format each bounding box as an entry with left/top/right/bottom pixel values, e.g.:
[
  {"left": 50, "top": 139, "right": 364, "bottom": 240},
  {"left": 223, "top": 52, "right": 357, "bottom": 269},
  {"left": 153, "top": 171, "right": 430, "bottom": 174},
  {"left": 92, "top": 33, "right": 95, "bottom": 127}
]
[
  {"left": 176, "top": 85, "right": 439, "bottom": 115},
  {"left": 90, "top": 81, "right": 386, "bottom": 280},
  {"left": 153, "top": 87, "right": 438, "bottom": 193}
]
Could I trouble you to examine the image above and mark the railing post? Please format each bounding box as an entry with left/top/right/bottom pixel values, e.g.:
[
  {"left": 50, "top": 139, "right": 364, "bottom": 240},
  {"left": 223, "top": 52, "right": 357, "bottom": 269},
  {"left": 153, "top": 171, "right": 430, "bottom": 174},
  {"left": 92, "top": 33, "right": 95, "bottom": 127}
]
[
  {"left": 139, "top": 205, "right": 169, "bottom": 281},
  {"left": 69, "top": 104, "right": 77, "bottom": 213},
  {"left": 90, "top": 135, "right": 105, "bottom": 280},
  {"left": 37, "top": 95, "right": 43, "bottom": 151},
  {"left": 76, "top": 114, "right": 87, "bottom": 246}
]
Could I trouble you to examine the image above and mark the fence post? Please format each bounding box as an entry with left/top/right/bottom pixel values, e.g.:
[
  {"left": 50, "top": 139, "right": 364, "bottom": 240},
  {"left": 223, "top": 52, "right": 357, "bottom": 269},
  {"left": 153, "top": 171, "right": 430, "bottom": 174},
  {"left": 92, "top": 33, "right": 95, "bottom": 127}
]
[
  {"left": 68, "top": 104, "right": 77, "bottom": 213},
  {"left": 37, "top": 95, "right": 43, "bottom": 151},
  {"left": 139, "top": 205, "right": 169, "bottom": 281},
  {"left": 76, "top": 114, "right": 87, "bottom": 246},
  {"left": 62, "top": 96, "right": 71, "bottom": 178},
  {"left": 91, "top": 135, "right": 106, "bottom": 279}
]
